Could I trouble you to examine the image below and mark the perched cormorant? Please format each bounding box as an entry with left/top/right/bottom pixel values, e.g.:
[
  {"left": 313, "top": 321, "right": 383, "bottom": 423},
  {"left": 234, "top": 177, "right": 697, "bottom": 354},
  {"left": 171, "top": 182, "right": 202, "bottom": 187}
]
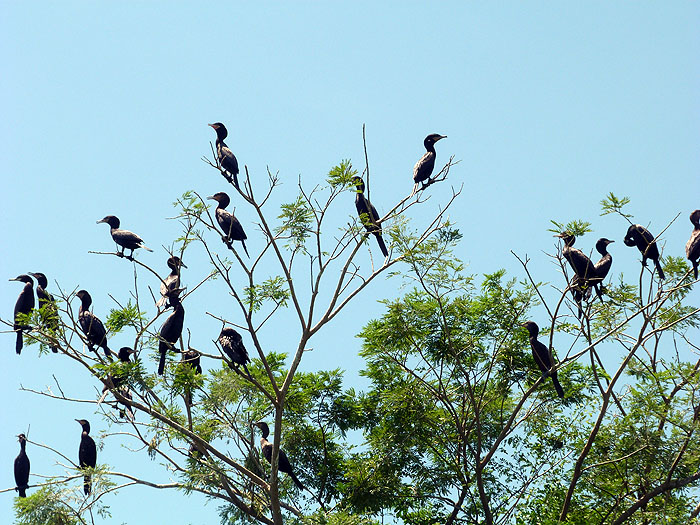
[
  {"left": 75, "top": 290, "right": 112, "bottom": 359},
  {"left": 412, "top": 133, "right": 447, "bottom": 194},
  {"left": 97, "top": 215, "right": 153, "bottom": 258},
  {"left": 100, "top": 347, "right": 136, "bottom": 410},
  {"left": 14, "top": 434, "right": 30, "bottom": 498},
  {"left": 686, "top": 210, "right": 700, "bottom": 279},
  {"left": 28, "top": 272, "right": 59, "bottom": 352},
  {"left": 157, "top": 297, "right": 185, "bottom": 375},
  {"left": 156, "top": 256, "right": 187, "bottom": 308},
  {"left": 352, "top": 176, "right": 388, "bottom": 259},
  {"left": 569, "top": 238, "right": 615, "bottom": 318},
  {"left": 10, "top": 274, "right": 35, "bottom": 354},
  {"left": 76, "top": 419, "right": 97, "bottom": 495},
  {"left": 624, "top": 224, "right": 665, "bottom": 280},
  {"left": 181, "top": 348, "right": 202, "bottom": 405},
  {"left": 521, "top": 321, "right": 565, "bottom": 399},
  {"left": 208, "top": 192, "right": 249, "bottom": 257},
  {"left": 252, "top": 421, "right": 304, "bottom": 490},
  {"left": 209, "top": 122, "right": 240, "bottom": 190},
  {"left": 555, "top": 232, "right": 601, "bottom": 297},
  {"left": 218, "top": 327, "right": 251, "bottom": 376}
]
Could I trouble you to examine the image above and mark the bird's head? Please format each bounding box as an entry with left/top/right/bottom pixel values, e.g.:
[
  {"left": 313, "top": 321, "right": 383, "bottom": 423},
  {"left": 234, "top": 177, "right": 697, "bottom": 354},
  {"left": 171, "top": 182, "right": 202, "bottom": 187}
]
[
  {"left": 424, "top": 134, "right": 447, "bottom": 148},
  {"left": 208, "top": 122, "right": 228, "bottom": 140},
  {"left": 207, "top": 192, "right": 231, "bottom": 208},
  {"left": 596, "top": 238, "right": 614, "bottom": 254},
  {"left": 251, "top": 421, "right": 270, "bottom": 438},
  {"left": 520, "top": 321, "right": 539, "bottom": 337},
  {"left": 351, "top": 176, "right": 365, "bottom": 193},
  {"left": 17, "top": 434, "right": 27, "bottom": 443},
  {"left": 97, "top": 215, "right": 120, "bottom": 229},
  {"left": 9, "top": 274, "right": 33, "bottom": 285},
  {"left": 75, "top": 290, "right": 93, "bottom": 308},
  {"left": 118, "top": 347, "right": 136, "bottom": 362},
  {"left": 555, "top": 232, "right": 575, "bottom": 246},
  {"left": 75, "top": 419, "right": 91, "bottom": 433},
  {"left": 167, "top": 256, "right": 187, "bottom": 271},
  {"left": 690, "top": 209, "right": 700, "bottom": 227},
  {"left": 28, "top": 272, "right": 48, "bottom": 287}
]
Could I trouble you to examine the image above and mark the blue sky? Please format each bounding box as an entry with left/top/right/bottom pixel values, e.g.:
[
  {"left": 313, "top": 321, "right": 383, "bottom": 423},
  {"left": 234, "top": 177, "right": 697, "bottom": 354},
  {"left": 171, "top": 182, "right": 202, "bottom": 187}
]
[{"left": 2, "top": 3, "right": 698, "bottom": 523}]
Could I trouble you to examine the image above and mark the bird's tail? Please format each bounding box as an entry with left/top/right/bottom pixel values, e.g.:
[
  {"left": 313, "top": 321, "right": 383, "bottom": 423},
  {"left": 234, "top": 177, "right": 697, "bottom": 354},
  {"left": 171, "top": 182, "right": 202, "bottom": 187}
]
[
  {"left": 102, "top": 344, "right": 113, "bottom": 360},
  {"left": 289, "top": 471, "right": 304, "bottom": 491},
  {"left": 233, "top": 173, "right": 240, "bottom": 191},
  {"left": 158, "top": 347, "right": 167, "bottom": 376},
  {"left": 693, "top": 262, "right": 699, "bottom": 280},
  {"left": 84, "top": 474, "right": 91, "bottom": 495},
  {"left": 16, "top": 330, "right": 23, "bottom": 354},
  {"left": 50, "top": 344, "right": 59, "bottom": 353},
  {"left": 17, "top": 486, "right": 27, "bottom": 498},
  {"left": 552, "top": 375, "right": 565, "bottom": 399},
  {"left": 374, "top": 233, "right": 389, "bottom": 258},
  {"left": 654, "top": 258, "right": 665, "bottom": 280},
  {"left": 241, "top": 240, "right": 250, "bottom": 258}
]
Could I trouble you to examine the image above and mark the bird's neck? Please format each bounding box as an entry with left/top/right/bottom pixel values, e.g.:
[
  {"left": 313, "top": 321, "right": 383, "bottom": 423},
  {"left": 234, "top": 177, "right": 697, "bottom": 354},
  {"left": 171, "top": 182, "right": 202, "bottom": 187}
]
[{"left": 19, "top": 441, "right": 26, "bottom": 451}]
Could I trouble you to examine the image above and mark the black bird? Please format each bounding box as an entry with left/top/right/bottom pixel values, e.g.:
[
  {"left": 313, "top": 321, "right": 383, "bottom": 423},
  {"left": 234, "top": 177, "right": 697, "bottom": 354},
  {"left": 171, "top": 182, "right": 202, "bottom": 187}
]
[
  {"left": 208, "top": 192, "right": 249, "bottom": 257},
  {"left": 75, "top": 290, "right": 112, "bottom": 359},
  {"left": 218, "top": 327, "right": 251, "bottom": 376},
  {"left": 14, "top": 434, "right": 30, "bottom": 498},
  {"left": 352, "top": 176, "right": 388, "bottom": 259},
  {"left": 624, "top": 224, "right": 665, "bottom": 280},
  {"left": 99, "top": 347, "right": 136, "bottom": 417},
  {"left": 10, "top": 274, "right": 35, "bottom": 354},
  {"left": 157, "top": 298, "right": 185, "bottom": 375},
  {"left": 209, "top": 122, "right": 240, "bottom": 190},
  {"left": 412, "top": 133, "right": 447, "bottom": 194},
  {"left": 28, "top": 272, "right": 59, "bottom": 352},
  {"left": 181, "top": 348, "right": 202, "bottom": 405},
  {"left": 521, "top": 321, "right": 565, "bottom": 399},
  {"left": 156, "top": 256, "right": 187, "bottom": 308},
  {"left": 555, "top": 232, "right": 601, "bottom": 296},
  {"left": 252, "top": 421, "right": 304, "bottom": 490},
  {"left": 686, "top": 210, "right": 700, "bottom": 279},
  {"left": 570, "top": 238, "right": 615, "bottom": 318},
  {"left": 97, "top": 215, "right": 153, "bottom": 258},
  {"left": 76, "top": 419, "right": 97, "bottom": 496}
]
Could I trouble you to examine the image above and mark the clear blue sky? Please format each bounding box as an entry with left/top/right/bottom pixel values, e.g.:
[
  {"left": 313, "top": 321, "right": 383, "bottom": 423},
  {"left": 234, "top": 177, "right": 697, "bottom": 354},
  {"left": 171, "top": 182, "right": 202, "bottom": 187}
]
[{"left": 2, "top": 3, "right": 698, "bottom": 523}]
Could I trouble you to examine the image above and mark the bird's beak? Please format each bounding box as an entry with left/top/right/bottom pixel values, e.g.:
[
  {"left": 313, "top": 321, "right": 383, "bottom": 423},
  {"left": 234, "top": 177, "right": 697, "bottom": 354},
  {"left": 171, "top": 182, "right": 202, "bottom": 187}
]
[
  {"left": 554, "top": 233, "right": 565, "bottom": 238},
  {"left": 608, "top": 240, "right": 615, "bottom": 243},
  {"left": 180, "top": 262, "right": 188, "bottom": 269},
  {"left": 9, "top": 277, "right": 17, "bottom": 281},
  {"left": 208, "top": 123, "right": 215, "bottom": 128},
  {"left": 207, "top": 195, "right": 215, "bottom": 201},
  {"left": 438, "top": 135, "right": 447, "bottom": 140},
  {"left": 96, "top": 218, "right": 106, "bottom": 224},
  {"left": 75, "top": 419, "right": 80, "bottom": 423}
]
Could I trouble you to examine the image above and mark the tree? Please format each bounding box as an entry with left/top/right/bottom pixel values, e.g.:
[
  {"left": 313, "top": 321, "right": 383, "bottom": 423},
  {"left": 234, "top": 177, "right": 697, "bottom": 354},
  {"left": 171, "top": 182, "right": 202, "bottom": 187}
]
[{"left": 2, "top": 130, "right": 459, "bottom": 524}]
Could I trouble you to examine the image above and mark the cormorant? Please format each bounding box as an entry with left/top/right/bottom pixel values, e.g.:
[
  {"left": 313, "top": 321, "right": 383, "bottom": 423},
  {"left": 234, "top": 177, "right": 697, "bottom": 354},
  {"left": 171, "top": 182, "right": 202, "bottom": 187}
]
[
  {"left": 686, "top": 210, "right": 700, "bottom": 279},
  {"left": 555, "top": 232, "right": 601, "bottom": 295},
  {"left": 100, "top": 347, "right": 136, "bottom": 418},
  {"left": 156, "top": 256, "right": 187, "bottom": 308},
  {"left": 157, "top": 297, "right": 185, "bottom": 375},
  {"left": 218, "top": 327, "right": 251, "bottom": 376},
  {"left": 207, "top": 192, "right": 249, "bottom": 257},
  {"left": 569, "top": 238, "right": 615, "bottom": 318},
  {"left": 412, "top": 133, "right": 447, "bottom": 194},
  {"left": 75, "top": 290, "right": 112, "bottom": 359},
  {"left": 624, "top": 224, "right": 665, "bottom": 280},
  {"left": 352, "top": 176, "right": 388, "bottom": 259},
  {"left": 209, "top": 122, "right": 240, "bottom": 190},
  {"left": 181, "top": 348, "right": 201, "bottom": 405},
  {"left": 521, "top": 321, "right": 565, "bottom": 399},
  {"left": 10, "top": 274, "right": 34, "bottom": 354},
  {"left": 97, "top": 215, "right": 153, "bottom": 258},
  {"left": 28, "top": 272, "right": 59, "bottom": 352},
  {"left": 76, "top": 419, "right": 97, "bottom": 495},
  {"left": 14, "top": 434, "right": 30, "bottom": 498},
  {"left": 251, "top": 421, "right": 304, "bottom": 490}
]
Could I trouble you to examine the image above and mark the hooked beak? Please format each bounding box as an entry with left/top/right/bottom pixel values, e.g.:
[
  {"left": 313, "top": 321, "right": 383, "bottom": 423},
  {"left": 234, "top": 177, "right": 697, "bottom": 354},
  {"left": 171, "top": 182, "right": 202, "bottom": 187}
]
[
  {"left": 180, "top": 261, "right": 188, "bottom": 269},
  {"left": 207, "top": 195, "right": 216, "bottom": 201},
  {"left": 96, "top": 218, "right": 106, "bottom": 224}
]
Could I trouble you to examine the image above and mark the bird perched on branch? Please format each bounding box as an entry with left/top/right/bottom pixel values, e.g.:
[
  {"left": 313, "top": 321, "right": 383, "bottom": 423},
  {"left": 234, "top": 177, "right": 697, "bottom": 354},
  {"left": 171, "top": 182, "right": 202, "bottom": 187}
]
[
  {"left": 76, "top": 419, "right": 97, "bottom": 495},
  {"left": 208, "top": 192, "right": 249, "bottom": 257},
  {"left": 218, "top": 327, "right": 250, "bottom": 376},
  {"left": 157, "top": 297, "right": 185, "bottom": 375},
  {"left": 156, "top": 256, "right": 187, "bottom": 308},
  {"left": 180, "top": 348, "right": 201, "bottom": 405},
  {"left": 209, "top": 122, "right": 240, "bottom": 190},
  {"left": 686, "top": 210, "right": 700, "bottom": 279},
  {"left": 624, "top": 224, "right": 665, "bottom": 280},
  {"left": 76, "top": 290, "right": 112, "bottom": 359},
  {"left": 569, "top": 238, "right": 614, "bottom": 318},
  {"left": 29, "top": 272, "right": 59, "bottom": 352},
  {"left": 14, "top": 434, "right": 30, "bottom": 498},
  {"left": 10, "top": 274, "right": 34, "bottom": 354},
  {"left": 412, "top": 133, "right": 446, "bottom": 194},
  {"left": 521, "top": 321, "right": 565, "bottom": 399},
  {"left": 99, "top": 347, "right": 136, "bottom": 418},
  {"left": 352, "top": 176, "right": 388, "bottom": 259},
  {"left": 97, "top": 215, "right": 152, "bottom": 258},
  {"left": 252, "top": 421, "right": 304, "bottom": 490}
]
